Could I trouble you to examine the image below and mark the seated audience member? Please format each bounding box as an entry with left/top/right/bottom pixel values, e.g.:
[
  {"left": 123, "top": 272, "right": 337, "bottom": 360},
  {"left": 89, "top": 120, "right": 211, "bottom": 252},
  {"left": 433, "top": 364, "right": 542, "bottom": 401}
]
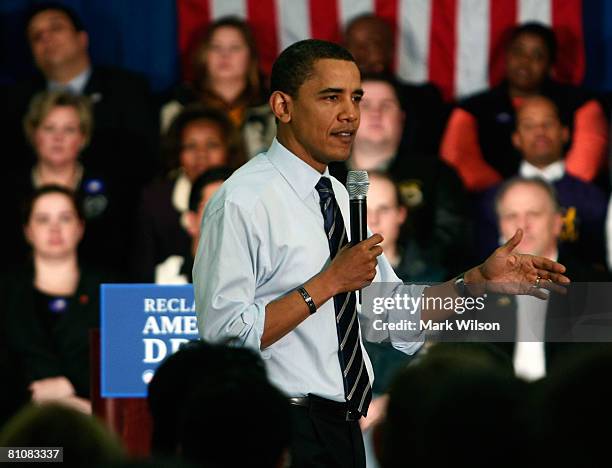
[
  {"left": 147, "top": 340, "right": 290, "bottom": 468},
  {"left": 475, "top": 96, "right": 608, "bottom": 267},
  {"left": 2, "top": 186, "right": 111, "bottom": 414},
  {"left": 9, "top": 90, "right": 130, "bottom": 272},
  {"left": 329, "top": 75, "right": 470, "bottom": 277},
  {"left": 367, "top": 172, "right": 445, "bottom": 283},
  {"left": 154, "top": 166, "right": 233, "bottom": 284},
  {"left": 344, "top": 14, "right": 448, "bottom": 156},
  {"left": 1, "top": 2, "right": 156, "bottom": 183},
  {"left": 179, "top": 373, "right": 290, "bottom": 468},
  {"left": 359, "top": 171, "right": 443, "bottom": 451},
  {"left": 161, "top": 17, "right": 275, "bottom": 158},
  {"left": 376, "top": 347, "right": 529, "bottom": 467},
  {"left": 478, "top": 177, "right": 608, "bottom": 381},
  {"left": 441, "top": 22, "right": 608, "bottom": 192},
  {"left": 0, "top": 403, "right": 124, "bottom": 464},
  {"left": 132, "top": 106, "right": 241, "bottom": 282}
]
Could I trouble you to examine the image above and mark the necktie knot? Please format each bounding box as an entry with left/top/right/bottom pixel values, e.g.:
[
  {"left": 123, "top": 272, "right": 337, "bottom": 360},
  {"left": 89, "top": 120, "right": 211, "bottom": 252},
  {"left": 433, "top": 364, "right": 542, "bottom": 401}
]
[{"left": 315, "top": 177, "right": 334, "bottom": 203}]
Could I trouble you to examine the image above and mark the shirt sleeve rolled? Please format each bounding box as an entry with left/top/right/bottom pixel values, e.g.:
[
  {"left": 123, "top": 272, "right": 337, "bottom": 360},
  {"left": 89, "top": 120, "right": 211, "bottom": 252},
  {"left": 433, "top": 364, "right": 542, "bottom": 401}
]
[{"left": 193, "top": 201, "right": 266, "bottom": 352}]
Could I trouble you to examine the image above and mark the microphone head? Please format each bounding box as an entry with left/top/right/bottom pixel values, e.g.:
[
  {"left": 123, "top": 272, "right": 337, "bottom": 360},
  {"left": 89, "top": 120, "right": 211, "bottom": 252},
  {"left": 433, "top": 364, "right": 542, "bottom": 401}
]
[{"left": 346, "top": 170, "right": 369, "bottom": 200}]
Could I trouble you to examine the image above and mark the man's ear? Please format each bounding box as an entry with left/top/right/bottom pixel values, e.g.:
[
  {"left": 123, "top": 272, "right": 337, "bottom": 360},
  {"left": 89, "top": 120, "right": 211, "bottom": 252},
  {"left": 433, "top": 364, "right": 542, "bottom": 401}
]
[
  {"left": 269, "top": 91, "right": 292, "bottom": 123},
  {"left": 561, "top": 125, "right": 569, "bottom": 145},
  {"left": 397, "top": 205, "right": 407, "bottom": 225},
  {"left": 511, "top": 130, "right": 521, "bottom": 150},
  {"left": 78, "top": 31, "right": 89, "bottom": 51}
]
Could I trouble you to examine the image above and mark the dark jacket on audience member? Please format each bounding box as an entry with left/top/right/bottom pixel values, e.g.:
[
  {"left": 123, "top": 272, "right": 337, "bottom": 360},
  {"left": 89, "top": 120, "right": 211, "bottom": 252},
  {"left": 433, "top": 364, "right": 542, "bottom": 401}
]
[
  {"left": 459, "top": 79, "right": 596, "bottom": 180},
  {"left": 474, "top": 173, "right": 608, "bottom": 267},
  {"left": 449, "top": 252, "right": 609, "bottom": 372},
  {"left": 130, "top": 175, "right": 192, "bottom": 283},
  {"left": 1, "top": 265, "right": 107, "bottom": 398},
  {"left": 1, "top": 66, "right": 158, "bottom": 183},
  {"left": 330, "top": 154, "right": 471, "bottom": 279},
  {"left": 396, "top": 81, "right": 449, "bottom": 158}
]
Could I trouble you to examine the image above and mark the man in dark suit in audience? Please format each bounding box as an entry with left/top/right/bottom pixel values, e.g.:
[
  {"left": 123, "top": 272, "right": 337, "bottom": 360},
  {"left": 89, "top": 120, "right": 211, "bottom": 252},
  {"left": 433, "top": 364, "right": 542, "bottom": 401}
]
[
  {"left": 471, "top": 177, "right": 607, "bottom": 380},
  {"left": 2, "top": 3, "right": 157, "bottom": 184},
  {"left": 475, "top": 96, "right": 608, "bottom": 269},
  {"left": 329, "top": 74, "right": 470, "bottom": 278}
]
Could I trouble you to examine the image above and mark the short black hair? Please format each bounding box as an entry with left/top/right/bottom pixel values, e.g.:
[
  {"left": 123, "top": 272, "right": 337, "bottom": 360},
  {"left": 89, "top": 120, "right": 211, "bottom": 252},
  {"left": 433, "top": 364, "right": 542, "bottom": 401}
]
[
  {"left": 25, "top": 2, "right": 85, "bottom": 33},
  {"left": 188, "top": 166, "right": 233, "bottom": 212},
  {"left": 360, "top": 72, "right": 404, "bottom": 108},
  {"left": 147, "top": 340, "right": 267, "bottom": 456},
  {"left": 508, "top": 22, "right": 557, "bottom": 65},
  {"left": 178, "top": 376, "right": 291, "bottom": 467},
  {"left": 270, "top": 39, "right": 356, "bottom": 97}
]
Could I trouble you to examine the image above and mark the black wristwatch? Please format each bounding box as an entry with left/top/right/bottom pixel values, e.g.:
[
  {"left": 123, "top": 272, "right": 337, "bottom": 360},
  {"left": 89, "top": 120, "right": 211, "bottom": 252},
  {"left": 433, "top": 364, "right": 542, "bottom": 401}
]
[
  {"left": 297, "top": 286, "right": 317, "bottom": 314},
  {"left": 453, "top": 272, "right": 477, "bottom": 298}
]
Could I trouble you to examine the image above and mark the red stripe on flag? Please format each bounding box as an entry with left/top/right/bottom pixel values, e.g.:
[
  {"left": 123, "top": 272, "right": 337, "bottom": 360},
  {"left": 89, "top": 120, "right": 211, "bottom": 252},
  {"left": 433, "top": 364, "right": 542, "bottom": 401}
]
[
  {"left": 375, "top": 0, "right": 399, "bottom": 72},
  {"left": 552, "top": 0, "right": 585, "bottom": 85},
  {"left": 429, "top": 0, "right": 457, "bottom": 101},
  {"left": 488, "top": 0, "right": 517, "bottom": 87},
  {"left": 177, "top": 0, "right": 211, "bottom": 82},
  {"left": 247, "top": 0, "right": 279, "bottom": 78},
  {"left": 310, "top": 0, "right": 341, "bottom": 43}
]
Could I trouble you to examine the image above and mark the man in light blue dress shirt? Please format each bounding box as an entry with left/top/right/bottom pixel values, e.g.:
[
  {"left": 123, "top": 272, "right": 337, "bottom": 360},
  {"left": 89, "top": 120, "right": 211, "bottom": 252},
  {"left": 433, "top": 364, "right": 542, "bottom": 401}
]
[{"left": 194, "top": 39, "right": 570, "bottom": 468}]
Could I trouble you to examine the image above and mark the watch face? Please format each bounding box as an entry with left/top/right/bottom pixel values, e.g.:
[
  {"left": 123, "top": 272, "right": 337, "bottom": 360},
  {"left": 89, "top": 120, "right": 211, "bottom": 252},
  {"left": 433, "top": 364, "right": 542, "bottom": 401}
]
[{"left": 454, "top": 276, "right": 466, "bottom": 297}]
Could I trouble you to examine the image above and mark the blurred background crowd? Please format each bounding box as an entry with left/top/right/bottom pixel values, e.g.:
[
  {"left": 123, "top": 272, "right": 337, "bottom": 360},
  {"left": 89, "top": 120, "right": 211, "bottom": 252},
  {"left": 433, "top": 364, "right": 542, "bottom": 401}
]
[{"left": 1, "top": 1, "right": 612, "bottom": 467}]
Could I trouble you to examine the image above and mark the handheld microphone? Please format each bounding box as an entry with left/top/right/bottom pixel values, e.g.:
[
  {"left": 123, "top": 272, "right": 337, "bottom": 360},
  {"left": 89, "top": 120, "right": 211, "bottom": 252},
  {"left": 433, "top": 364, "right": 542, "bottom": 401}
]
[
  {"left": 347, "top": 171, "right": 369, "bottom": 303},
  {"left": 346, "top": 170, "right": 369, "bottom": 245}
]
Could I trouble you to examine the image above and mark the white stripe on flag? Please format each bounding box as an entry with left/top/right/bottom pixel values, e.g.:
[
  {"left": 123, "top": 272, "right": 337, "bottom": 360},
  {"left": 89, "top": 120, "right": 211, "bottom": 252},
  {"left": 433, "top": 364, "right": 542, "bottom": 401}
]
[
  {"left": 455, "top": 0, "right": 490, "bottom": 98},
  {"left": 339, "top": 0, "right": 374, "bottom": 28},
  {"left": 518, "top": 0, "right": 552, "bottom": 25},
  {"left": 397, "top": 0, "right": 432, "bottom": 83},
  {"left": 276, "top": 0, "right": 311, "bottom": 51},
  {"left": 211, "top": 0, "right": 247, "bottom": 20}
]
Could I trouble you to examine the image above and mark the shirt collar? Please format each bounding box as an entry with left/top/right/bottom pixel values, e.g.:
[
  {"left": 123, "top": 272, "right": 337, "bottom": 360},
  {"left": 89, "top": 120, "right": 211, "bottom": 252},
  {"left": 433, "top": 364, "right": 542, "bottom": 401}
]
[
  {"left": 519, "top": 160, "right": 565, "bottom": 182},
  {"left": 48, "top": 67, "right": 92, "bottom": 95},
  {"left": 267, "top": 138, "right": 331, "bottom": 200}
]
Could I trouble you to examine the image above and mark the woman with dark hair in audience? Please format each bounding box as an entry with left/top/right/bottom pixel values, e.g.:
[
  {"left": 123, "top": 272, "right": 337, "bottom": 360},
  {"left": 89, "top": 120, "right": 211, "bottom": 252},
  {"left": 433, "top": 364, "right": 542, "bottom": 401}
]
[
  {"left": 2, "top": 185, "right": 109, "bottom": 414},
  {"left": 131, "top": 106, "right": 243, "bottom": 282},
  {"left": 8, "top": 90, "right": 130, "bottom": 272},
  {"left": 161, "top": 16, "right": 275, "bottom": 158},
  {"left": 441, "top": 22, "right": 608, "bottom": 192}
]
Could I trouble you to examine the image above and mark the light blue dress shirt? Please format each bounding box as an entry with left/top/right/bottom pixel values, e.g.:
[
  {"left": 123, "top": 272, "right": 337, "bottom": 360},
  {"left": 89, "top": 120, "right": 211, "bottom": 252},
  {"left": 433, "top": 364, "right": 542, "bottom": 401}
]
[{"left": 193, "top": 138, "right": 424, "bottom": 401}]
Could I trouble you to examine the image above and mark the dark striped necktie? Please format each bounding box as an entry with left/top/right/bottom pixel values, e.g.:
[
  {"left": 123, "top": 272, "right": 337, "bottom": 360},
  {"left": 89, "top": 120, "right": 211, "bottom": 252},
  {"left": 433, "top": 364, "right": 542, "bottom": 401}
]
[{"left": 315, "top": 177, "right": 372, "bottom": 416}]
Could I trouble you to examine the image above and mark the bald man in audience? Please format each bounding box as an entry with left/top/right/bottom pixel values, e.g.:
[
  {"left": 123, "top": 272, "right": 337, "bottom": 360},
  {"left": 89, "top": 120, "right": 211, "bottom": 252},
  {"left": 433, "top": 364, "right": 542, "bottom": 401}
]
[
  {"left": 441, "top": 22, "right": 608, "bottom": 192},
  {"left": 482, "top": 177, "right": 605, "bottom": 380}
]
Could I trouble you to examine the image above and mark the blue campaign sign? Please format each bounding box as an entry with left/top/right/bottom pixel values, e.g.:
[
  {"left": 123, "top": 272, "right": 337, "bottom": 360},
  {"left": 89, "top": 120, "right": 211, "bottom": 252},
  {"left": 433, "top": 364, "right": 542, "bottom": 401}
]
[{"left": 101, "top": 284, "right": 198, "bottom": 397}]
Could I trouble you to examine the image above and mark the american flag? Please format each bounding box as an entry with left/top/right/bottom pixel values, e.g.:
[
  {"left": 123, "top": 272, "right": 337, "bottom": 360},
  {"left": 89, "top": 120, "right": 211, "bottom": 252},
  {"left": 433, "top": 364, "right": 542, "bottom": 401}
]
[{"left": 177, "top": 0, "right": 584, "bottom": 101}]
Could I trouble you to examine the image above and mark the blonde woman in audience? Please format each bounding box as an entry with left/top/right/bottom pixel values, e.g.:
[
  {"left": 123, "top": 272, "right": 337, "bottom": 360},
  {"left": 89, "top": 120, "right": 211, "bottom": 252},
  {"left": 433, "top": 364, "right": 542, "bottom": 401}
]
[
  {"left": 161, "top": 17, "right": 275, "bottom": 158},
  {"left": 9, "top": 90, "right": 130, "bottom": 272},
  {"left": 2, "top": 186, "right": 111, "bottom": 414}
]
